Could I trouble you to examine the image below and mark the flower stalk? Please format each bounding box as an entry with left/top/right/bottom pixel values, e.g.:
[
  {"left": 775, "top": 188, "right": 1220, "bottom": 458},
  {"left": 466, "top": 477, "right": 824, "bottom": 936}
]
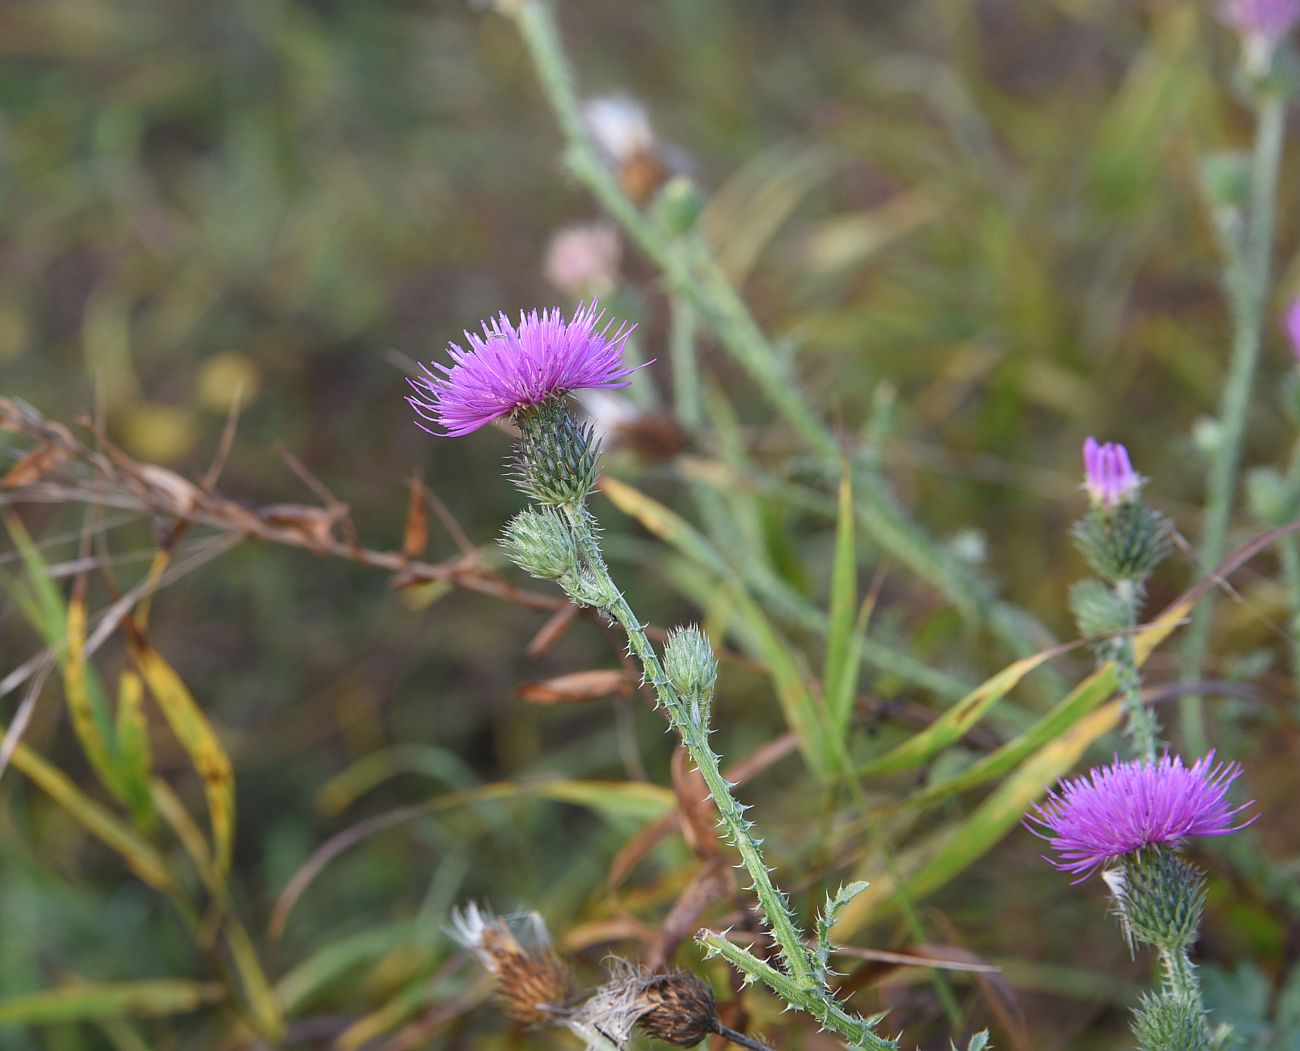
[
  {"left": 504, "top": 398, "right": 894, "bottom": 1049},
  {"left": 1180, "top": 65, "right": 1290, "bottom": 754}
]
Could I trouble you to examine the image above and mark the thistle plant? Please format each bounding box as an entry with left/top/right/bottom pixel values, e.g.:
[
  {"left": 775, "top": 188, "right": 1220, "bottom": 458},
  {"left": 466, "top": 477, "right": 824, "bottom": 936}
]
[
  {"left": 1069, "top": 438, "right": 1171, "bottom": 761},
  {"left": 411, "top": 304, "right": 899, "bottom": 1049},
  {"left": 1026, "top": 754, "right": 1256, "bottom": 1051},
  {"left": 1181, "top": 2, "right": 1297, "bottom": 752}
]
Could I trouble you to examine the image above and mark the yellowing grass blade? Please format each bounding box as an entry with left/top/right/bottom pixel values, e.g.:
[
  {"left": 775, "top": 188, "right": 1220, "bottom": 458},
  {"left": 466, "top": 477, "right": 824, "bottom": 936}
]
[
  {"left": 4, "top": 735, "right": 174, "bottom": 894},
  {"left": 62, "top": 592, "right": 121, "bottom": 797},
  {"left": 0, "top": 980, "right": 222, "bottom": 1024},
  {"left": 599, "top": 475, "right": 729, "bottom": 575},
  {"left": 114, "top": 669, "right": 156, "bottom": 829},
  {"left": 128, "top": 634, "right": 235, "bottom": 877},
  {"left": 837, "top": 701, "right": 1122, "bottom": 936},
  {"left": 857, "top": 646, "right": 1063, "bottom": 778}
]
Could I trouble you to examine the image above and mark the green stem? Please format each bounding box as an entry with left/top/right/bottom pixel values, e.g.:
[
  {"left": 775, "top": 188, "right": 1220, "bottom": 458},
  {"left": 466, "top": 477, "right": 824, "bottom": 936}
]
[
  {"left": 669, "top": 283, "right": 701, "bottom": 431},
  {"left": 699, "top": 933, "right": 896, "bottom": 1051},
  {"left": 1114, "top": 578, "right": 1158, "bottom": 763},
  {"left": 559, "top": 502, "right": 895, "bottom": 1048},
  {"left": 1180, "top": 89, "right": 1288, "bottom": 753},
  {"left": 562, "top": 504, "right": 816, "bottom": 992},
  {"left": 1281, "top": 438, "right": 1300, "bottom": 691}
]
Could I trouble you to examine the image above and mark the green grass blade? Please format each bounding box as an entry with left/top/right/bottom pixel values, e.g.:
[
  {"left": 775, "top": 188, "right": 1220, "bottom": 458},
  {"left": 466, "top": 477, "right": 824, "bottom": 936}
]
[{"left": 0, "top": 981, "right": 222, "bottom": 1025}]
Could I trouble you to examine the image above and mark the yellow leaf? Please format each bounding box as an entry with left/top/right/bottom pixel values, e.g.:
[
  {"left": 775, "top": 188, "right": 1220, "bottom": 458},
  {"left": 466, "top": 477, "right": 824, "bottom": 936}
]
[{"left": 130, "top": 637, "right": 235, "bottom": 876}]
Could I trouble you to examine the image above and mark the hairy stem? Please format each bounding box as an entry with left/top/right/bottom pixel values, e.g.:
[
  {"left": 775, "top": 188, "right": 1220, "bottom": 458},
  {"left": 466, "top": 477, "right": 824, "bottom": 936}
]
[
  {"left": 1180, "top": 89, "right": 1288, "bottom": 752},
  {"left": 558, "top": 502, "right": 896, "bottom": 1049},
  {"left": 1114, "top": 578, "right": 1158, "bottom": 762},
  {"left": 562, "top": 503, "right": 815, "bottom": 990}
]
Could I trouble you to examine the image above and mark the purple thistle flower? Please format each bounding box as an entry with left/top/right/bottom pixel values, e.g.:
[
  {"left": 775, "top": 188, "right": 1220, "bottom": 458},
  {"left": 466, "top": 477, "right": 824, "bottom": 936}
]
[
  {"left": 1025, "top": 752, "right": 1256, "bottom": 882},
  {"left": 1219, "top": 0, "right": 1300, "bottom": 41},
  {"left": 407, "top": 303, "right": 641, "bottom": 437},
  {"left": 1082, "top": 437, "right": 1141, "bottom": 510},
  {"left": 1285, "top": 298, "right": 1300, "bottom": 360}
]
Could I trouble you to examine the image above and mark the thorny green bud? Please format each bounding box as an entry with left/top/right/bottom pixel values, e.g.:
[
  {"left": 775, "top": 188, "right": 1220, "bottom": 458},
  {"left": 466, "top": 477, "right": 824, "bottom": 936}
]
[
  {"left": 663, "top": 625, "right": 717, "bottom": 727},
  {"left": 1246, "top": 465, "right": 1292, "bottom": 526},
  {"left": 1071, "top": 502, "right": 1172, "bottom": 584},
  {"left": 652, "top": 175, "right": 704, "bottom": 236},
  {"left": 500, "top": 507, "right": 579, "bottom": 582},
  {"left": 1069, "top": 579, "right": 1129, "bottom": 642},
  {"left": 1106, "top": 847, "right": 1206, "bottom": 952},
  {"left": 1133, "top": 990, "right": 1211, "bottom": 1051},
  {"left": 513, "top": 398, "right": 599, "bottom": 506}
]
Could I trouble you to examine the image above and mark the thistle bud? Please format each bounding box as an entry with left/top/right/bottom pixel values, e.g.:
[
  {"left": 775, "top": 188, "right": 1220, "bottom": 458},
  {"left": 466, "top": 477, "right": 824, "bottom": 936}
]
[
  {"left": 500, "top": 507, "right": 579, "bottom": 581},
  {"left": 1072, "top": 441, "right": 1171, "bottom": 583},
  {"left": 663, "top": 625, "right": 717, "bottom": 726},
  {"left": 1246, "top": 466, "right": 1291, "bottom": 526},
  {"left": 1068, "top": 579, "right": 1130, "bottom": 641},
  {"left": 1109, "top": 847, "right": 1207, "bottom": 952},
  {"left": 1072, "top": 501, "right": 1172, "bottom": 583},
  {"left": 652, "top": 176, "right": 704, "bottom": 236},
  {"left": 513, "top": 399, "right": 600, "bottom": 506},
  {"left": 1132, "top": 991, "right": 1211, "bottom": 1051}
]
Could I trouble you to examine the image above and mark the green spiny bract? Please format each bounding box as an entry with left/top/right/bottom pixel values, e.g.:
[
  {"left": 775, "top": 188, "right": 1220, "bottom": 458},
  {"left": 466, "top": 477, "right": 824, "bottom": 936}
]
[
  {"left": 662, "top": 625, "right": 717, "bottom": 726},
  {"left": 1112, "top": 847, "right": 1206, "bottom": 952},
  {"left": 1133, "top": 991, "right": 1211, "bottom": 1051},
  {"left": 1071, "top": 501, "right": 1172, "bottom": 583},
  {"left": 1069, "top": 578, "right": 1130, "bottom": 641},
  {"left": 512, "top": 398, "right": 599, "bottom": 506},
  {"left": 500, "top": 506, "right": 579, "bottom": 581}
]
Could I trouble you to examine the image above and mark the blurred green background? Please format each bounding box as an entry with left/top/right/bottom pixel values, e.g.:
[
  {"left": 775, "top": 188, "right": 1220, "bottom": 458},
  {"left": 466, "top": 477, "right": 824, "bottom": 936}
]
[{"left": 2, "top": 1, "right": 1298, "bottom": 1049}]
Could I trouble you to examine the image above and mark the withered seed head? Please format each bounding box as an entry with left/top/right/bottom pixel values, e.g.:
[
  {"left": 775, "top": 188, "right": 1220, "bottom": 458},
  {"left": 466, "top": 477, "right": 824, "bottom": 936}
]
[
  {"left": 481, "top": 927, "right": 574, "bottom": 1028},
  {"left": 632, "top": 970, "right": 719, "bottom": 1047},
  {"left": 449, "top": 904, "right": 574, "bottom": 1029}
]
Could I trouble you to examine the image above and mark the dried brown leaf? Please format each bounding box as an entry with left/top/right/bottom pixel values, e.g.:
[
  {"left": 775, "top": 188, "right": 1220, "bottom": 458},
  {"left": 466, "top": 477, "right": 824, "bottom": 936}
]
[
  {"left": 2, "top": 442, "right": 69, "bottom": 488},
  {"left": 516, "top": 669, "right": 631, "bottom": 705},
  {"left": 258, "top": 503, "right": 345, "bottom": 548},
  {"left": 525, "top": 604, "right": 580, "bottom": 658},
  {"left": 134, "top": 465, "right": 202, "bottom": 515},
  {"left": 672, "top": 746, "right": 722, "bottom": 860},
  {"left": 402, "top": 476, "right": 428, "bottom": 559},
  {"left": 647, "top": 857, "right": 735, "bottom": 970}
]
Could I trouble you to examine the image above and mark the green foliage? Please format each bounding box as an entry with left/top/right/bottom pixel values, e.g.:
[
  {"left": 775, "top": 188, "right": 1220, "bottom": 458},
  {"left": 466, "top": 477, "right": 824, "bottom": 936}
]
[{"left": 0, "top": 1, "right": 1293, "bottom": 1049}]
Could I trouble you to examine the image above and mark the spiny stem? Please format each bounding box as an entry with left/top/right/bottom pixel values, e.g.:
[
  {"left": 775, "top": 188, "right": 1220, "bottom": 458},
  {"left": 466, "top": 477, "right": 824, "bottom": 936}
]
[
  {"left": 557, "top": 503, "right": 894, "bottom": 1049},
  {"left": 1180, "top": 88, "right": 1288, "bottom": 753},
  {"left": 561, "top": 503, "right": 815, "bottom": 991},
  {"left": 1114, "top": 578, "right": 1157, "bottom": 763}
]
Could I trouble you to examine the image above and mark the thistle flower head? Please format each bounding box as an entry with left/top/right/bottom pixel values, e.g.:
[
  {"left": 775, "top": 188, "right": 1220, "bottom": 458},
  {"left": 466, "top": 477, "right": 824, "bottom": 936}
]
[
  {"left": 447, "top": 902, "right": 573, "bottom": 1027},
  {"left": 544, "top": 222, "right": 622, "bottom": 298},
  {"left": 1082, "top": 437, "right": 1141, "bottom": 510},
  {"left": 1285, "top": 298, "right": 1300, "bottom": 360},
  {"left": 1219, "top": 0, "right": 1300, "bottom": 41},
  {"left": 1025, "top": 752, "right": 1256, "bottom": 881},
  {"left": 407, "top": 303, "right": 640, "bottom": 437}
]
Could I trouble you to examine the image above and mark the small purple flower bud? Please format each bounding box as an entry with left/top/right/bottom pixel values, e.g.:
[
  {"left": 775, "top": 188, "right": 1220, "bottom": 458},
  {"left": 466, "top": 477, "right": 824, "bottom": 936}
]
[
  {"left": 1285, "top": 298, "right": 1300, "bottom": 360},
  {"left": 1025, "top": 752, "right": 1256, "bottom": 882},
  {"left": 1082, "top": 437, "right": 1142, "bottom": 510}
]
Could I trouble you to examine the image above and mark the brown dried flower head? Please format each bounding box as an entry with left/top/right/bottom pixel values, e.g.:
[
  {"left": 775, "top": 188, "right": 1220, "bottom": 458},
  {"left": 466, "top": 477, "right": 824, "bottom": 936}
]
[
  {"left": 448, "top": 903, "right": 573, "bottom": 1028},
  {"left": 633, "top": 970, "right": 719, "bottom": 1047}
]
